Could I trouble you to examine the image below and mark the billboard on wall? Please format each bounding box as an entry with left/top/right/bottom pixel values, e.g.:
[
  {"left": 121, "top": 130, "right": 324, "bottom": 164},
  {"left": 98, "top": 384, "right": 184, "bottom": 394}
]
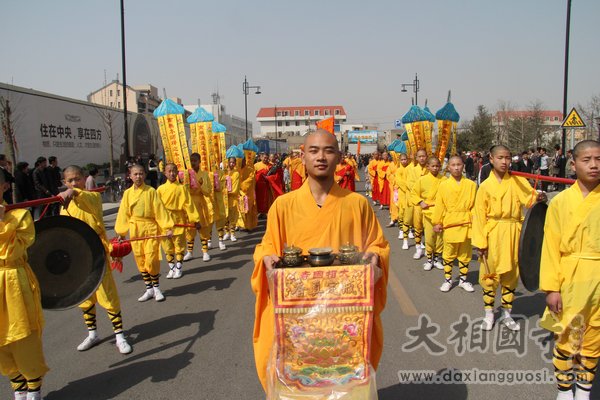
[
  {"left": 347, "top": 130, "right": 378, "bottom": 143},
  {"left": 0, "top": 83, "right": 160, "bottom": 169}
]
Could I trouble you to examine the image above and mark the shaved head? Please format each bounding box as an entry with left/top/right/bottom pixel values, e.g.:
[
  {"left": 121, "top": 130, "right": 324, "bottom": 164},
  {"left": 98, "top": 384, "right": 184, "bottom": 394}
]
[
  {"left": 573, "top": 140, "right": 600, "bottom": 160},
  {"left": 490, "top": 144, "right": 511, "bottom": 156},
  {"left": 304, "top": 129, "right": 340, "bottom": 149}
]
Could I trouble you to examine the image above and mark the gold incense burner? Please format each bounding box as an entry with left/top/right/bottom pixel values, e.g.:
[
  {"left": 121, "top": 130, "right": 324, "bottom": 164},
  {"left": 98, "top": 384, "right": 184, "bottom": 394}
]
[{"left": 279, "top": 244, "right": 361, "bottom": 267}]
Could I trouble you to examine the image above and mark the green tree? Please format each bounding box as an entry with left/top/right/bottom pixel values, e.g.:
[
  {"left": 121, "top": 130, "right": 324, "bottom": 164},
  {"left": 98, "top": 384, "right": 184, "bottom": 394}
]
[{"left": 457, "top": 105, "right": 494, "bottom": 153}]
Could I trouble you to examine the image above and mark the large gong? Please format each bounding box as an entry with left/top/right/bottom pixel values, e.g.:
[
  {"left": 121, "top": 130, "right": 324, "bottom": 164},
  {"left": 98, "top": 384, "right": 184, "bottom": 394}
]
[
  {"left": 518, "top": 202, "right": 548, "bottom": 292},
  {"left": 28, "top": 216, "right": 106, "bottom": 310}
]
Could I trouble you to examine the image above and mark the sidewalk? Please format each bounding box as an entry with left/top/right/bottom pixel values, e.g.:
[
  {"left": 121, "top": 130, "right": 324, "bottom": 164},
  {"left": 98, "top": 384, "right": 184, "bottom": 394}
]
[{"left": 102, "top": 201, "right": 120, "bottom": 216}]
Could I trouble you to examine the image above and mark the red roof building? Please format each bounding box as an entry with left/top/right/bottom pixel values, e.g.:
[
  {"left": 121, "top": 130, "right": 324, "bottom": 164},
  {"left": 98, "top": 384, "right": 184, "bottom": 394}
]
[{"left": 256, "top": 105, "right": 347, "bottom": 138}]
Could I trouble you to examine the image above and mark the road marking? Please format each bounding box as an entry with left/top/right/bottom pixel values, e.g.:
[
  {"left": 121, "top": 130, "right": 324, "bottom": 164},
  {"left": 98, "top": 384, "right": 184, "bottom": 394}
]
[{"left": 387, "top": 267, "right": 419, "bottom": 316}]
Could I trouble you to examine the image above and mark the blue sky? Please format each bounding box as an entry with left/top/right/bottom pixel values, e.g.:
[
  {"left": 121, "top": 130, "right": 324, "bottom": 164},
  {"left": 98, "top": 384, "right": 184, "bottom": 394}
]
[{"left": 2, "top": 0, "right": 599, "bottom": 129}]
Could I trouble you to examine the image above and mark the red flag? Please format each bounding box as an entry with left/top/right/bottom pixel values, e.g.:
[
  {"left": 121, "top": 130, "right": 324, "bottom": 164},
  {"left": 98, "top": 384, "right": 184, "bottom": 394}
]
[
  {"left": 316, "top": 116, "right": 335, "bottom": 134},
  {"left": 356, "top": 140, "right": 361, "bottom": 156}
]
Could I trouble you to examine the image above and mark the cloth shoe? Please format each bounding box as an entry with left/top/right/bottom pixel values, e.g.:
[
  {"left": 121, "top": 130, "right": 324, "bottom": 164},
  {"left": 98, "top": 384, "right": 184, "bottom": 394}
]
[
  {"left": 166, "top": 263, "right": 175, "bottom": 279},
  {"left": 207, "top": 240, "right": 212, "bottom": 249},
  {"left": 413, "top": 247, "right": 423, "bottom": 259},
  {"left": 556, "top": 390, "right": 574, "bottom": 400},
  {"left": 26, "top": 392, "right": 41, "bottom": 400},
  {"left": 14, "top": 391, "right": 27, "bottom": 400},
  {"left": 183, "top": 251, "right": 193, "bottom": 261},
  {"left": 387, "top": 220, "right": 395, "bottom": 227},
  {"left": 138, "top": 289, "right": 154, "bottom": 302},
  {"left": 402, "top": 239, "right": 409, "bottom": 250},
  {"left": 440, "top": 280, "right": 452, "bottom": 292},
  {"left": 230, "top": 234, "right": 237, "bottom": 242},
  {"left": 398, "top": 230, "right": 404, "bottom": 240},
  {"left": 173, "top": 262, "right": 183, "bottom": 279},
  {"left": 574, "top": 387, "right": 589, "bottom": 400},
  {"left": 458, "top": 279, "right": 474, "bottom": 292},
  {"left": 219, "top": 241, "right": 227, "bottom": 250},
  {"left": 223, "top": 233, "right": 230, "bottom": 240},
  {"left": 434, "top": 259, "right": 444, "bottom": 270},
  {"left": 501, "top": 315, "right": 520, "bottom": 331},
  {"left": 202, "top": 252, "right": 211, "bottom": 262},
  {"left": 408, "top": 230, "right": 414, "bottom": 239},
  {"left": 116, "top": 338, "right": 132, "bottom": 354},
  {"left": 423, "top": 260, "right": 433, "bottom": 271},
  {"left": 481, "top": 315, "right": 494, "bottom": 331},
  {"left": 153, "top": 287, "right": 165, "bottom": 302},
  {"left": 77, "top": 335, "right": 101, "bottom": 351}
]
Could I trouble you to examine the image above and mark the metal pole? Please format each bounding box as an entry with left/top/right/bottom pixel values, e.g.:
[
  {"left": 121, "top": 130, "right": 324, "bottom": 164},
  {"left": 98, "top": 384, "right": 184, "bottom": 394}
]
[
  {"left": 244, "top": 76, "right": 248, "bottom": 140},
  {"left": 561, "top": 0, "right": 572, "bottom": 163},
  {"left": 414, "top": 73, "right": 419, "bottom": 106},
  {"left": 120, "top": 0, "right": 130, "bottom": 160},
  {"left": 275, "top": 105, "right": 278, "bottom": 154}
]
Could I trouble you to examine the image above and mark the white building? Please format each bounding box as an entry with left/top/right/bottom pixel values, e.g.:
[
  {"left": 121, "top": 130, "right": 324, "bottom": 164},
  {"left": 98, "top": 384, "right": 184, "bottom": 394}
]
[{"left": 256, "top": 106, "right": 347, "bottom": 139}]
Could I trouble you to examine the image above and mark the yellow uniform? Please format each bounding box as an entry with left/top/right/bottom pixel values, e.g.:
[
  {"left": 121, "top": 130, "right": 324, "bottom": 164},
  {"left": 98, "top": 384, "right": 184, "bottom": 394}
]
[
  {"left": 472, "top": 173, "right": 536, "bottom": 310},
  {"left": 211, "top": 169, "right": 229, "bottom": 241},
  {"left": 0, "top": 207, "right": 48, "bottom": 393},
  {"left": 432, "top": 177, "right": 477, "bottom": 284},
  {"left": 405, "top": 162, "right": 428, "bottom": 245},
  {"left": 157, "top": 180, "right": 201, "bottom": 266},
  {"left": 539, "top": 182, "right": 600, "bottom": 393},
  {"left": 252, "top": 182, "right": 390, "bottom": 391},
  {"left": 238, "top": 165, "right": 258, "bottom": 231},
  {"left": 411, "top": 173, "right": 445, "bottom": 262},
  {"left": 387, "top": 160, "right": 398, "bottom": 221},
  {"left": 61, "top": 190, "right": 124, "bottom": 335},
  {"left": 394, "top": 164, "right": 408, "bottom": 231},
  {"left": 186, "top": 169, "right": 214, "bottom": 255},
  {"left": 115, "top": 183, "right": 174, "bottom": 290},
  {"left": 367, "top": 159, "right": 378, "bottom": 199},
  {"left": 225, "top": 168, "right": 240, "bottom": 235}
]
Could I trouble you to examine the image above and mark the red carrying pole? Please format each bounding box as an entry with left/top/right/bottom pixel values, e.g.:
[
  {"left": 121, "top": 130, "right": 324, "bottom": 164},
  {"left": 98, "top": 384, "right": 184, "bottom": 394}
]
[
  {"left": 510, "top": 170, "right": 575, "bottom": 185},
  {"left": 5, "top": 187, "right": 107, "bottom": 211}
]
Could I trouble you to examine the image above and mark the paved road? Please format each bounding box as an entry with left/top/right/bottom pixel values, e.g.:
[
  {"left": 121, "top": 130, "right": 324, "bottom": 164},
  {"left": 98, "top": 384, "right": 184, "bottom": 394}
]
[{"left": 2, "top": 186, "right": 598, "bottom": 399}]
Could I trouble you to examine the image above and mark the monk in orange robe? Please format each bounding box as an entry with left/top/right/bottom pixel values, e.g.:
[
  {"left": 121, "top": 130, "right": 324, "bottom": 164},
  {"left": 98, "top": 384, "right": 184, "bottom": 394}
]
[
  {"left": 378, "top": 152, "right": 391, "bottom": 207},
  {"left": 289, "top": 151, "right": 305, "bottom": 191},
  {"left": 335, "top": 156, "right": 356, "bottom": 191},
  {"left": 251, "top": 130, "right": 390, "bottom": 393},
  {"left": 254, "top": 153, "right": 272, "bottom": 214},
  {"left": 368, "top": 152, "right": 380, "bottom": 204}
]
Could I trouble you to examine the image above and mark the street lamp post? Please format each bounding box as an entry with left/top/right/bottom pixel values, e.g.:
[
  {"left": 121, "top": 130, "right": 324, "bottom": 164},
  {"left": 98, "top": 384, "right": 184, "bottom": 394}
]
[
  {"left": 401, "top": 73, "right": 420, "bottom": 106},
  {"left": 243, "top": 76, "right": 261, "bottom": 140}
]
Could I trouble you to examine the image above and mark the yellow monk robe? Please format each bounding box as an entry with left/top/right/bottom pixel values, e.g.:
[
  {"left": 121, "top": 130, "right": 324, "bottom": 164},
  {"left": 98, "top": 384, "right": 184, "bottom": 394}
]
[
  {"left": 411, "top": 173, "right": 445, "bottom": 259},
  {"left": 367, "top": 159, "right": 379, "bottom": 201},
  {"left": 225, "top": 168, "right": 240, "bottom": 234},
  {"left": 387, "top": 161, "right": 398, "bottom": 221},
  {"left": 157, "top": 180, "right": 201, "bottom": 261},
  {"left": 405, "top": 162, "right": 428, "bottom": 243},
  {"left": 114, "top": 183, "right": 174, "bottom": 276},
  {"left": 60, "top": 189, "right": 123, "bottom": 328},
  {"left": 377, "top": 160, "right": 391, "bottom": 206},
  {"left": 539, "top": 183, "right": 600, "bottom": 356},
  {"left": 431, "top": 177, "right": 477, "bottom": 278},
  {"left": 289, "top": 157, "right": 305, "bottom": 191},
  {"left": 251, "top": 182, "right": 390, "bottom": 390},
  {"left": 187, "top": 169, "right": 214, "bottom": 248},
  {"left": 210, "top": 169, "right": 228, "bottom": 239},
  {"left": 347, "top": 156, "right": 360, "bottom": 182},
  {"left": 0, "top": 207, "right": 48, "bottom": 381},
  {"left": 394, "top": 163, "right": 408, "bottom": 227},
  {"left": 472, "top": 173, "right": 536, "bottom": 308},
  {"left": 238, "top": 165, "right": 258, "bottom": 231}
]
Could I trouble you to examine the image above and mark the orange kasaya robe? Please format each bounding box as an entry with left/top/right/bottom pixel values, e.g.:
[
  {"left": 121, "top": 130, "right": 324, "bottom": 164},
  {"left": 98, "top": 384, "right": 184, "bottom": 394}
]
[
  {"left": 254, "top": 161, "right": 273, "bottom": 214},
  {"left": 335, "top": 162, "right": 356, "bottom": 191},
  {"left": 378, "top": 161, "right": 391, "bottom": 206},
  {"left": 290, "top": 158, "right": 306, "bottom": 191},
  {"left": 251, "top": 181, "right": 390, "bottom": 391}
]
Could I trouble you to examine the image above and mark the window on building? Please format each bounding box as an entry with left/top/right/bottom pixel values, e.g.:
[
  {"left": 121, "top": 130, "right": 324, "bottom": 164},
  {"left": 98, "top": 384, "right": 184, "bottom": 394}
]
[
  {"left": 285, "top": 121, "right": 290, "bottom": 126},
  {"left": 296, "top": 131, "right": 300, "bottom": 135},
  {"left": 304, "top": 110, "right": 310, "bottom": 116},
  {"left": 294, "top": 110, "right": 300, "bottom": 116},
  {"left": 314, "top": 110, "right": 320, "bottom": 116},
  {"left": 109, "top": 90, "right": 113, "bottom": 96},
  {"left": 277, "top": 121, "right": 283, "bottom": 127},
  {"left": 305, "top": 121, "right": 309, "bottom": 126},
  {"left": 546, "top": 117, "right": 550, "bottom": 121},
  {"left": 117, "top": 90, "right": 120, "bottom": 96},
  {"left": 324, "top": 109, "right": 330, "bottom": 116},
  {"left": 110, "top": 101, "right": 113, "bottom": 107},
  {"left": 335, "top": 109, "right": 340, "bottom": 115},
  {"left": 118, "top": 102, "right": 121, "bottom": 108},
  {"left": 295, "top": 121, "right": 300, "bottom": 126},
  {"left": 555, "top": 116, "right": 559, "bottom": 121},
  {"left": 283, "top": 111, "right": 289, "bottom": 116},
  {"left": 276, "top": 111, "right": 282, "bottom": 117}
]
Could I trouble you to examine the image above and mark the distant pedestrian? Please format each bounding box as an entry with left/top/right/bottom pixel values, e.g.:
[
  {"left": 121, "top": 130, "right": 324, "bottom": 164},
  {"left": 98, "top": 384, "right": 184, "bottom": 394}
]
[
  {"left": 0, "top": 154, "right": 15, "bottom": 204},
  {"left": 85, "top": 166, "right": 98, "bottom": 190}
]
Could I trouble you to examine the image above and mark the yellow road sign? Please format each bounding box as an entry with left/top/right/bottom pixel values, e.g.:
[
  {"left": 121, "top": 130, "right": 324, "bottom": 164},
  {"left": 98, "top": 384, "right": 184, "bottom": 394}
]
[{"left": 561, "top": 107, "right": 586, "bottom": 128}]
